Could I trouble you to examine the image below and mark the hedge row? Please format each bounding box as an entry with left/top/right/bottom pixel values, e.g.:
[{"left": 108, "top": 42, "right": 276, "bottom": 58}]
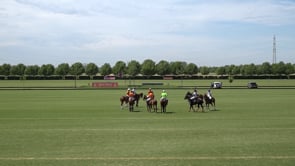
[{"left": 0, "top": 75, "right": 294, "bottom": 80}]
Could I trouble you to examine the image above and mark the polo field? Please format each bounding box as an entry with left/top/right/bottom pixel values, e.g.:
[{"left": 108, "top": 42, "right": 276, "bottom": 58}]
[{"left": 0, "top": 79, "right": 295, "bottom": 166}]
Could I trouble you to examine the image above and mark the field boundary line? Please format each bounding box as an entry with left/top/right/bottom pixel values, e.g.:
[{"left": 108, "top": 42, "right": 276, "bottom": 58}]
[
  {"left": 1, "top": 156, "right": 295, "bottom": 160},
  {"left": 1, "top": 128, "right": 295, "bottom": 132},
  {"left": 1, "top": 118, "right": 295, "bottom": 120}
]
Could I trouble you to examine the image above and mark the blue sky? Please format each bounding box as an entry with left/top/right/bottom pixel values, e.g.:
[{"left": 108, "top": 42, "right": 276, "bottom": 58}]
[{"left": 0, "top": 0, "right": 294, "bottom": 66}]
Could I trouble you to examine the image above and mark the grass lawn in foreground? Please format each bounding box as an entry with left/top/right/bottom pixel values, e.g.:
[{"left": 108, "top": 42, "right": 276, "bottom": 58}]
[{"left": 0, "top": 88, "right": 295, "bottom": 166}]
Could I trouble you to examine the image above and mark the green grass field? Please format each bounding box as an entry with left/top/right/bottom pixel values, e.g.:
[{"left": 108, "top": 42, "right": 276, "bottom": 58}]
[{"left": 0, "top": 83, "right": 295, "bottom": 165}]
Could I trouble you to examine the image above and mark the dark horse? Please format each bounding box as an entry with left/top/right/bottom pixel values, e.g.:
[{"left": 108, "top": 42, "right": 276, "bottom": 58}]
[
  {"left": 160, "top": 99, "right": 168, "bottom": 113},
  {"left": 134, "top": 92, "right": 143, "bottom": 107},
  {"left": 143, "top": 95, "right": 158, "bottom": 112},
  {"left": 184, "top": 91, "right": 204, "bottom": 112},
  {"left": 128, "top": 97, "right": 135, "bottom": 112},
  {"left": 204, "top": 94, "right": 216, "bottom": 110},
  {"left": 120, "top": 92, "right": 143, "bottom": 109}
]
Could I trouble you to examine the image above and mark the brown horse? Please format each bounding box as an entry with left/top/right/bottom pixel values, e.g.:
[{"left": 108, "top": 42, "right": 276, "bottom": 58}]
[
  {"left": 143, "top": 95, "right": 158, "bottom": 112},
  {"left": 160, "top": 99, "right": 168, "bottom": 113},
  {"left": 204, "top": 94, "right": 216, "bottom": 110},
  {"left": 184, "top": 91, "right": 204, "bottom": 112},
  {"left": 120, "top": 96, "right": 129, "bottom": 109},
  {"left": 134, "top": 92, "right": 143, "bottom": 107}
]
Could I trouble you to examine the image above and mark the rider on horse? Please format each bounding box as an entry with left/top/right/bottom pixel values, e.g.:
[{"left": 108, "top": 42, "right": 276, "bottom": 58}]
[
  {"left": 128, "top": 89, "right": 135, "bottom": 102},
  {"left": 190, "top": 88, "right": 198, "bottom": 100},
  {"left": 146, "top": 88, "right": 154, "bottom": 103},
  {"left": 160, "top": 90, "right": 168, "bottom": 102},
  {"left": 132, "top": 87, "right": 137, "bottom": 95},
  {"left": 206, "top": 89, "right": 213, "bottom": 100},
  {"left": 126, "top": 88, "right": 131, "bottom": 97}
]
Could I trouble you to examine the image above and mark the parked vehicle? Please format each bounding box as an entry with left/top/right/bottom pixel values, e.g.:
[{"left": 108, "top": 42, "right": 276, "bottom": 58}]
[
  {"left": 248, "top": 82, "right": 258, "bottom": 88},
  {"left": 211, "top": 82, "right": 222, "bottom": 89}
]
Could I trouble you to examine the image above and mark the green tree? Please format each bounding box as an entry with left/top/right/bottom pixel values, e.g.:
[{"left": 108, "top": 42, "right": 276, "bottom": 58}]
[
  {"left": 112, "top": 61, "right": 126, "bottom": 77},
  {"left": 141, "top": 59, "right": 156, "bottom": 76},
  {"left": 170, "top": 61, "right": 186, "bottom": 75},
  {"left": 56, "top": 63, "right": 70, "bottom": 79},
  {"left": 70, "top": 62, "right": 85, "bottom": 88},
  {"left": 100, "top": 63, "right": 112, "bottom": 76},
  {"left": 156, "top": 60, "right": 171, "bottom": 75},
  {"left": 199, "top": 66, "right": 210, "bottom": 75},
  {"left": 127, "top": 60, "right": 141, "bottom": 77},
  {"left": 85, "top": 63, "right": 98, "bottom": 79},
  {"left": 216, "top": 67, "right": 226, "bottom": 75},
  {"left": 225, "top": 65, "right": 235, "bottom": 75},
  {"left": 285, "top": 63, "right": 294, "bottom": 75},
  {"left": 242, "top": 64, "right": 256, "bottom": 75},
  {"left": 10, "top": 64, "right": 26, "bottom": 76},
  {"left": 0, "top": 63, "right": 11, "bottom": 76},
  {"left": 70, "top": 62, "right": 85, "bottom": 76},
  {"left": 232, "top": 66, "right": 240, "bottom": 75},
  {"left": 272, "top": 61, "right": 286, "bottom": 75},
  {"left": 184, "top": 63, "right": 198, "bottom": 75},
  {"left": 24, "top": 65, "right": 40, "bottom": 75},
  {"left": 39, "top": 64, "right": 55, "bottom": 76},
  {"left": 261, "top": 62, "right": 272, "bottom": 74}
]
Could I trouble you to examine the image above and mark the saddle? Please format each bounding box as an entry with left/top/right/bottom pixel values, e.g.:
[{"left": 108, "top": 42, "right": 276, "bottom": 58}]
[{"left": 161, "top": 98, "right": 167, "bottom": 102}]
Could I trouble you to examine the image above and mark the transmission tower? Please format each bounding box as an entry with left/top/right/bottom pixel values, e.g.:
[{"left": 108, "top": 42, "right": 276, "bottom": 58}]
[{"left": 273, "top": 35, "right": 276, "bottom": 64}]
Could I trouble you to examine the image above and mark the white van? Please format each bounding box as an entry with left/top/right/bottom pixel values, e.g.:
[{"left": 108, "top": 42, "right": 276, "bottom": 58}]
[{"left": 211, "top": 82, "right": 222, "bottom": 89}]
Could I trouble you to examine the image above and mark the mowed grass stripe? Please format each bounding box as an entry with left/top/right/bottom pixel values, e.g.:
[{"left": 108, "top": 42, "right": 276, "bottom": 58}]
[
  {"left": 1, "top": 156, "right": 295, "bottom": 160},
  {"left": 1, "top": 128, "right": 295, "bottom": 131}
]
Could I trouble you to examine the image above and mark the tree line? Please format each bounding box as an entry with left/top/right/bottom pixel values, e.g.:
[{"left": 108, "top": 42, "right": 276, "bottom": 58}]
[{"left": 0, "top": 60, "right": 294, "bottom": 79}]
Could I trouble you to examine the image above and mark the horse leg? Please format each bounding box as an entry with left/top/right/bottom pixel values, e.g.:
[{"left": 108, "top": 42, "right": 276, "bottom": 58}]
[
  {"left": 191, "top": 104, "right": 195, "bottom": 112},
  {"left": 147, "top": 102, "right": 151, "bottom": 112},
  {"left": 120, "top": 100, "right": 123, "bottom": 109},
  {"left": 205, "top": 102, "right": 209, "bottom": 111},
  {"left": 129, "top": 102, "right": 133, "bottom": 112},
  {"left": 201, "top": 104, "right": 204, "bottom": 112},
  {"left": 197, "top": 104, "right": 200, "bottom": 112}
]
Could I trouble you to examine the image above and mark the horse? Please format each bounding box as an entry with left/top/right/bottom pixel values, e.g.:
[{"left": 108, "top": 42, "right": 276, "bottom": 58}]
[
  {"left": 184, "top": 91, "right": 204, "bottom": 112},
  {"left": 120, "top": 95, "right": 129, "bottom": 109},
  {"left": 134, "top": 92, "right": 143, "bottom": 107},
  {"left": 160, "top": 99, "right": 168, "bottom": 113},
  {"left": 143, "top": 95, "right": 158, "bottom": 112},
  {"left": 204, "top": 94, "right": 216, "bottom": 110},
  {"left": 128, "top": 97, "right": 135, "bottom": 112}
]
